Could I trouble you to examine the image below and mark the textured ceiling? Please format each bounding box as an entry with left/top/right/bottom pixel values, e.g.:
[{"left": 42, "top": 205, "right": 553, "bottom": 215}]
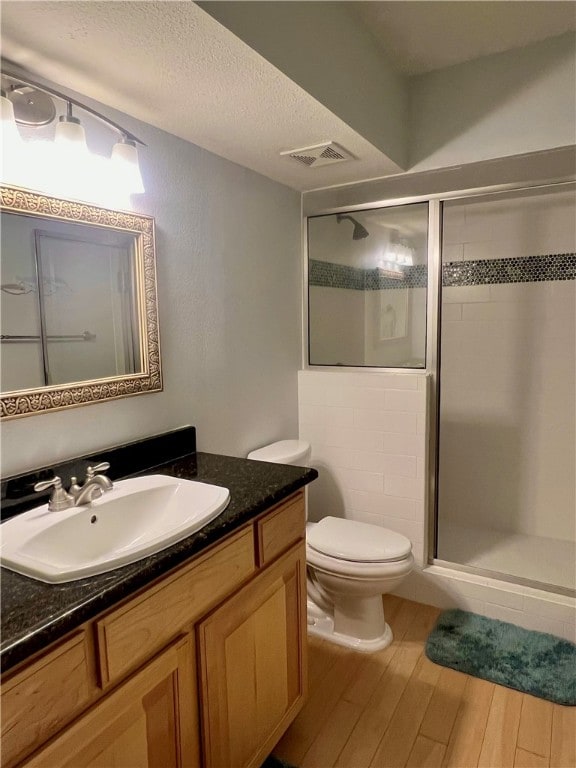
[
  {"left": 354, "top": 1, "right": 576, "bottom": 75},
  {"left": 1, "top": 1, "right": 574, "bottom": 191},
  {"left": 0, "top": 1, "right": 402, "bottom": 191}
]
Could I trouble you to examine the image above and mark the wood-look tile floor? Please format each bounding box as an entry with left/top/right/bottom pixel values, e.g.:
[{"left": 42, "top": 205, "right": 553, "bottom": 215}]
[{"left": 274, "top": 596, "right": 576, "bottom": 768}]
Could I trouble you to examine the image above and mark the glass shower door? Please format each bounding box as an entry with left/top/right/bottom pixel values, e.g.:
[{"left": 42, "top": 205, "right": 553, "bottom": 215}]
[{"left": 436, "top": 184, "right": 576, "bottom": 593}]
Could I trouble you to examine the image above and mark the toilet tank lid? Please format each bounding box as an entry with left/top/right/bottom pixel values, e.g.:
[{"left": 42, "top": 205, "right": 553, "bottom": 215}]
[
  {"left": 247, "top": 439, "right": 311, "bottom": 464},
  {"left": 308, "top": 517, "right": 412, "bottom": 562}
]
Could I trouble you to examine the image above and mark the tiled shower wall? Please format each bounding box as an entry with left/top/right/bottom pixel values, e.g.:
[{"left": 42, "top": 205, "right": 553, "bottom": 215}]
[
  {"left": 440, "top": 278, "right": 575, "bottom": 541},
  {"left": 298, "top": 369, "right": 429, "bottom": 566},
  {"left": 298, "top": 368, "right": 576, "bottom": 641},
  {"left": 308, "top": 262, "right": 427, "bottom": 367},
  {"left": 439, "top": 191, "right": 576, "bottom": 543}
]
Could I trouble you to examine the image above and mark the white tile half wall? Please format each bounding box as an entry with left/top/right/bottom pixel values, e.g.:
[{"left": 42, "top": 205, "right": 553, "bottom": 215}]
[
  {"left": 298, "top": 368, "right": 576, "bottom": 642},
  {"left": 298, "top": 369, "right": 429, "bottom": 566}
]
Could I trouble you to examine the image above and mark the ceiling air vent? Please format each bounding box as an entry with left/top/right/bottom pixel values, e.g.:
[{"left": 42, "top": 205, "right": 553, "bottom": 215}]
[{"left": 280, "top": 142, "right": 354, "bottom": 168}]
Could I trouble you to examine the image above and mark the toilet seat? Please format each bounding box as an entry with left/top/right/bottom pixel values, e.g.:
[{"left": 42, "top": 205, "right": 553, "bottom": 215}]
[
  {"left": 306, "top": 543, "right": 414, "bottom": 579},
  {"left": 306, "top": 518, "right": 413, "bottom": 580},
  {"left": 307, "top": 517, "right": 412, "bottom": 563}
]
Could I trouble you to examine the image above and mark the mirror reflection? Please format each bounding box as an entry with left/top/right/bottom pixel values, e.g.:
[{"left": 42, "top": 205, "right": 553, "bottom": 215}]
[
  {"left": 307, "top": 203, "right": 429, "bottom": 368},
  {"left": 0, "top": 185, "right": 161, "bottom": 420},
  {"left": 1, "top": 214, "right": 141, "bottom": 392}
]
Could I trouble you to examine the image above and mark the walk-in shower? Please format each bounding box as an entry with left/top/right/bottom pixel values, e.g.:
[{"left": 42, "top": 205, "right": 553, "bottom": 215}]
[
  {"left": 305, "top": 177, "right": 576, "bottom": 598},
  {"left": 435, "top": 183, "right": 576, "bottom": 594}
]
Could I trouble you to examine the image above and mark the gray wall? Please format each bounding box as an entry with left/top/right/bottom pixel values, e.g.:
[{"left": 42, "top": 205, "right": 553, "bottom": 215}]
[
  {"left": 409, "top": 32, "right": 576, "bottom": 172},
  {"left": 1, "top": 98, "right": 302, "bottom": 476}
]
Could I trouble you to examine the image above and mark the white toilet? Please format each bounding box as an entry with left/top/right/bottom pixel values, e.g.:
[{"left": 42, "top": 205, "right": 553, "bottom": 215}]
[{"left": 247, "top": 440, "right": 414, "bottom": 653}]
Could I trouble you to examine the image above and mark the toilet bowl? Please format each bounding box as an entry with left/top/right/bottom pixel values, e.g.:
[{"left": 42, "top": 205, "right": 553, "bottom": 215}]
[
  {"left": 247, "top": 440, "right": 414, "bottom": 653},
  {"left": 306, "top": 517, "right": 413, "bottom": 651}
]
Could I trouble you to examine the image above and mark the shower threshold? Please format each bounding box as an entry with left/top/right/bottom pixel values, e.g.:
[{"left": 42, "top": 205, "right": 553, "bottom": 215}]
[{"left": 436, "top": 522, "right": 576, "bottom": 595}]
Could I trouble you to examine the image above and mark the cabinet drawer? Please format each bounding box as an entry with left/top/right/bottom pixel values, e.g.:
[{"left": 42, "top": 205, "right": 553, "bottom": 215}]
[
  {"left": 21, "top": 636, "right": 199, "bottom": 768},
  {"left": 96, "top": 527, "right": 255, "bottom": 685},
  {"left": 1, "top": 631, "right": 95, "bottom": 768},
  {"left": 256, "top": 492, "right": 305, "bottom": 567}
]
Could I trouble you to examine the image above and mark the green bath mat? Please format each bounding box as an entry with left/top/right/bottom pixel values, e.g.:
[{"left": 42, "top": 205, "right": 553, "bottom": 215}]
[{"left": 426, "top": 609, "right": 576, "bottom": 706}]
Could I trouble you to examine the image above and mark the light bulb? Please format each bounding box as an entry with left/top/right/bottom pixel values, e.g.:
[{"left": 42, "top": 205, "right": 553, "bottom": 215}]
[
  {"left": 1, "top": 92, "right": 25, "bottom": 184},
  {"left": 111, "top": 138, "right": 145, "bottom": 195},
  {"left": 1, "top": 93, "right": 23, "bottom": 146},
  {"left": 54, "top": 114, "right": 88, "bottom": 155}
]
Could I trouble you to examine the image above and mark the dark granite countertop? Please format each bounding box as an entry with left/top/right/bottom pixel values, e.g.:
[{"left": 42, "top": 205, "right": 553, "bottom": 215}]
[{"left": 1, "top": 449, "right": 317, "bottom": 674}]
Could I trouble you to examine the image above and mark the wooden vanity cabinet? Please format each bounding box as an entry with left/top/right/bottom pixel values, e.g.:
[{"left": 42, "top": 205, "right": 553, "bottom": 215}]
[
  {"left": 198, "top": 543, "right": 307, "bottom": 768},
  {"left": 2, "top": 490, "right": 307, "bottom": 768}
]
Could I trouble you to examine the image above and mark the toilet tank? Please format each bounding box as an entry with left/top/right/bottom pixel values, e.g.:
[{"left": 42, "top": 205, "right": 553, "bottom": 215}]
[{"left": 247, "top": 439, "right": 311, "bottom": 466}]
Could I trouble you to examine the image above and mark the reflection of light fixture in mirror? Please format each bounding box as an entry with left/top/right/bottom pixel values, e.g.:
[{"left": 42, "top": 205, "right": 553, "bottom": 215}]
[
  {"left": 377, "top": 231, "right": 415, "bottom": 280},
  {"left": 0, "top": 280, "right": 31, "bottom": 295},
  {"left": 378, "top": 263, "right": 404, "bottom": 280},
  {"left": 0, "top": 67, "right": 146, "bottom": 206},
  {"left": 0, "top": 275, "right": 70, "bottom": 296}
]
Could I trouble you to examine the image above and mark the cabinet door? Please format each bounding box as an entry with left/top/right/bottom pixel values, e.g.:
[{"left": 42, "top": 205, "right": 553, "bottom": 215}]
[
  {"left": 2, "top": 631, "right": 97, "bottom": 768},
  {"left": 198, "top": 542, "right": 307, "bottom": 768},
  {"left": 22, "top": 636, "right": 199, "bottom": 768}
]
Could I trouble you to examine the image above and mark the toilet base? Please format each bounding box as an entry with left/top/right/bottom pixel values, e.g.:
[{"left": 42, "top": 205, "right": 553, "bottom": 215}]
[{"left": 307, "top": 610, "right": 393, "bottom": 653}]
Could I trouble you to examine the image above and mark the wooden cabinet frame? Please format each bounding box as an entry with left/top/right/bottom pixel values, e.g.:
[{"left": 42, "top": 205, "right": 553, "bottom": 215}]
[
  {"left": 198, "top": 542, "right": 307, "bottom": 768},
  {"left": 1, "top": 491, "right": 307, "bottom": 768}
]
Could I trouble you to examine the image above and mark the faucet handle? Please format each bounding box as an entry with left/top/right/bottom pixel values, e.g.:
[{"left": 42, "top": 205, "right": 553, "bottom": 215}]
[
  {"left": 34, "top": 476, "right": 62, "bottom": 493},
  {"left": 34, "top": 476, "right": 74, "bottom": 511},
  {"left": 34, "top": 476, "right": 63, "bottom": 493},
  {"left": 86, "top": 462, "right": 110, "bottom": 480},
  {"left": 84, "top": 462, "right": 113, "bottom": 493}
]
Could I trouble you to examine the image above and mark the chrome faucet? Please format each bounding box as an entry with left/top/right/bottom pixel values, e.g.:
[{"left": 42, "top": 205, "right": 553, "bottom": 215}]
[{"left": 34, "top": 462, "right": 113, "bottom": 511}]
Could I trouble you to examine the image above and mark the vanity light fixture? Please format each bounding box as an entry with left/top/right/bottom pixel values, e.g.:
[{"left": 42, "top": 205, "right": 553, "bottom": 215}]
[
  {"left": 377, "top": 261, "right": 405, "bottom": 280},
  {"left": 1, "top": 89, "right": 24, "bottom": 150},
  {"left": 377, "top": 230, "right": 415, "bottom": 280},
  {"left": 0, "top": 67, "right": 146, "bottom": 206},
  {"left": 1, "top": 89, "right": 25, "bottom": 184},
  {"left": 54, "top": 101, "right": 89, "bottom": 154},
  {"left": 111, "top": 135, "right": 145, "bottom": 195}
]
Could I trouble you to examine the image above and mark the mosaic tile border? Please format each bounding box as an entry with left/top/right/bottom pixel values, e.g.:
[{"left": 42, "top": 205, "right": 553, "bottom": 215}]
[
  {"left": 442, "top": 252, "right": 576, "bottom": 287},
  {"left": 367, "top": 264, "right": 427, "bottom": 290},
  {"left": 310, "top": 253, "right": 575, "bottom": 291},
  {"left": 309, "top": 259, "right": 365, "bottom": 290},
  {"left": 309, "top": 260, "right": 427, "bottom": 290}
]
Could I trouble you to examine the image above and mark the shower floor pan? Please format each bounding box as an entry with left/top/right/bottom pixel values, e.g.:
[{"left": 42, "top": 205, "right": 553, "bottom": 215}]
[{"left": 438, "top": 521, "right": 576, "bottom": 593}]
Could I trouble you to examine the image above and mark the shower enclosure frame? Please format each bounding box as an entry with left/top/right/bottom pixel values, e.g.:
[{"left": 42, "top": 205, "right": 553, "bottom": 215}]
[
  {"left": 430, "top": 179, "right": 576, "bottom": 598},
  {"left": 303, "top": 154, "right": 576, "bottom": 597}
]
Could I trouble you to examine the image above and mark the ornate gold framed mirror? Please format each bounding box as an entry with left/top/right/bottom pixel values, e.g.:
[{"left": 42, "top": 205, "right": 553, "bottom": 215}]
[{"left": 1, "top": 185, "right": 162, "bottom": 419}]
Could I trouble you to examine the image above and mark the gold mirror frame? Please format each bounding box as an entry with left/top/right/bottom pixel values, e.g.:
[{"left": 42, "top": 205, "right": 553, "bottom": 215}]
[{"left": 1, "top": 185, "right": 162, "bottom": 419}]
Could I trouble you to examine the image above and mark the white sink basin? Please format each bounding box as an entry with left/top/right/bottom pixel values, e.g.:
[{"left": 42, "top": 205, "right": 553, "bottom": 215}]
[{"left": 0, "top": 475, "right": 230, "bottom": 583}]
